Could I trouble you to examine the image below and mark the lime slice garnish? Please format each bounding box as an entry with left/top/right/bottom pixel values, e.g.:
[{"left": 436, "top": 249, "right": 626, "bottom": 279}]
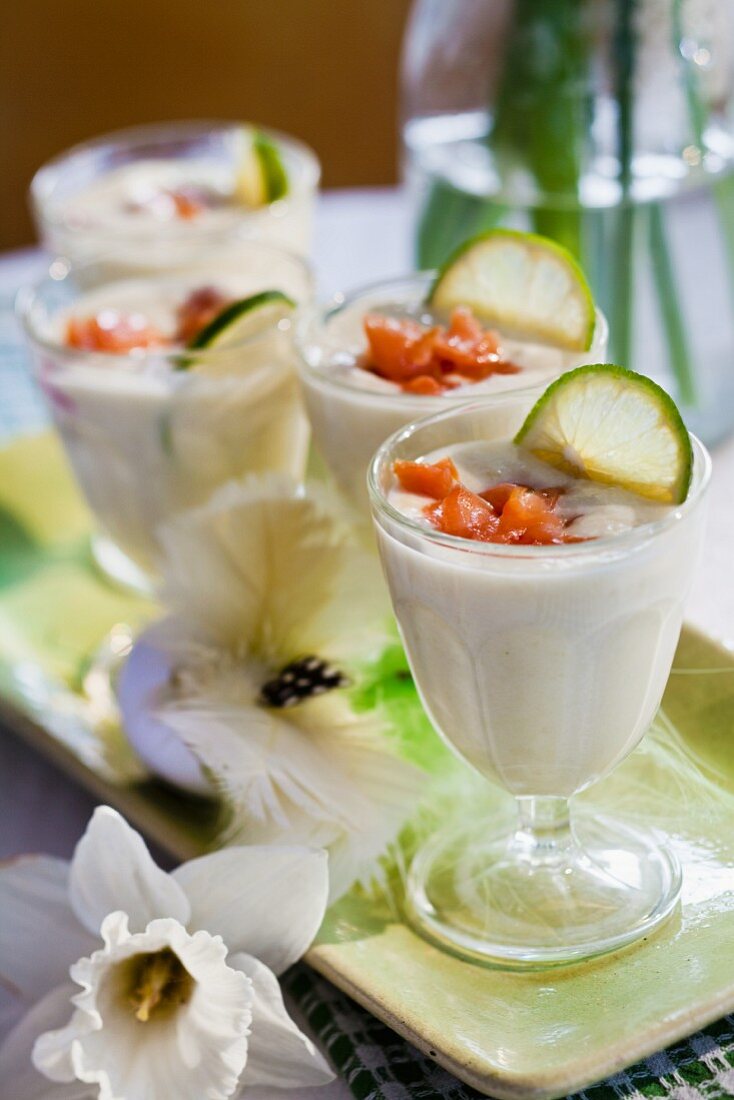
[
  {"left": 514, "top": 364, "right": 693, "bottom": 504},
  {"left": 175, "top": 290, "right": 295, "bottom": 370},
  {"left": 429, "top": 229, "right": 596, "bottom": 352},
  {"left": 234, "top": 127, "right": 289, "bottom": 207},
  {"left": 187, "top": 289, "right": 295, "bottom": 351}
]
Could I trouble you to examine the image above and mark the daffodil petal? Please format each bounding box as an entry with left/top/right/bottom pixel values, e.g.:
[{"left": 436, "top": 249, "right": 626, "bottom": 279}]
[
  {"left": 230, "top": 953, "right": 334, "bottom": 1090},
  {"left": 0, "top": 984, "right": 92, "bottom": 1099},
  {"left": 68, "top": 806, "right": 190, "bottom": 935},
  {"left": 0, "top": 857, "right": 96, "bottom": 1003},
  {"left": 35, "top": 913, "right": 253, "bottom": 1100},
  {"left": 173, "top": 845, "right": 328, "bottom": 975},
  {"left": 32, "top": 1007, "right": 91, "bottom": 1084}
]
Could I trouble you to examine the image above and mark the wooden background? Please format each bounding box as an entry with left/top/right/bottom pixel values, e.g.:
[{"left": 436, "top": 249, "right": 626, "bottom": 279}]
[{"left": 0, "top": 0, "right": 413, "bottom": 250}]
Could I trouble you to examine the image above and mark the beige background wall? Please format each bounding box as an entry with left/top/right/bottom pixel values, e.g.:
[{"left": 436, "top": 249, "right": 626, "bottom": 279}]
[{"left": 0, "top": 0, "right": 412, "bottom": 249}]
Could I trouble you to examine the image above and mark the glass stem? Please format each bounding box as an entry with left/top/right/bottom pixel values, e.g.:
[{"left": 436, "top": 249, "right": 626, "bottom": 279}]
[{"left": 512, "top": 796, "right": 575, "bottom": 866}]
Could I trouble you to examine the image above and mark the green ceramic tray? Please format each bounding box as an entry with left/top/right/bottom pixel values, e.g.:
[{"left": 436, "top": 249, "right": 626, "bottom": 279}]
[{"left": 2, "top": 432, "right": 734, "bottom": 1100}]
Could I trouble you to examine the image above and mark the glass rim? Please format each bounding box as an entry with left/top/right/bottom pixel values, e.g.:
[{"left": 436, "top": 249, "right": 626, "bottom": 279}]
[
  {"left": 30, "top": 118, "right": 322, "bottom": 232},
  {"left": 16, "top": 244, "right": 314, "bottom": 364},
  {"left": 295, "top": 270, "right": 609, "bottom": 403},
  {"left": 367, "top": 397, "right": 711, "bottom": 562}
]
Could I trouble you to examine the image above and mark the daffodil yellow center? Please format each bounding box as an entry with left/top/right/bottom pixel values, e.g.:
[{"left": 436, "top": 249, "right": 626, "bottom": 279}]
[{"left": 126, "top": 949, "right": 194, "bottom": 1023}]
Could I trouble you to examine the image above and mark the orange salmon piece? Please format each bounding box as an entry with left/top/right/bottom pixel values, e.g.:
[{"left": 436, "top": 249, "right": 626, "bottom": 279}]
[
  {"left": 497, "top": 486, "right": 567, "bottom": 544},
  {"left": 394, "top": 457, "right": 459, "bottom": 499},
  {"left": 427, "top": 484, "right": 500, "bottom": 541},
  {"left": 66, "top": 313, "right": 166, "bottom": 353}
]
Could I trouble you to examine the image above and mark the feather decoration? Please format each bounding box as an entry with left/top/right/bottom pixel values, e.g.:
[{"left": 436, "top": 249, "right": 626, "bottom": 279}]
[
  {"left": 160, "top": 695, "right": 422, "bottom": 900},
  {"left": 118, "top": 475, "right": 424, "bottom": 899}
]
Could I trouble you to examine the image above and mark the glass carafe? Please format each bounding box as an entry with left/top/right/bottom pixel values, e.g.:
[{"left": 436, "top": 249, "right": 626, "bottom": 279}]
[{"left": 401, "top": 0, "right": 734, "bottom": 443}]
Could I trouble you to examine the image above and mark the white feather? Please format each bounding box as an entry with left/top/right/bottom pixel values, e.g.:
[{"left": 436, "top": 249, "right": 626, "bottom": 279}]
[
  {"left": 159, "top": 694, "right": 423, "bottom": 900},
  {"left": 116, "top": 474, "right": 422, "bottom": 900},
  {"left": 156, "top": 475, "right": 390, "bottom": 665}
]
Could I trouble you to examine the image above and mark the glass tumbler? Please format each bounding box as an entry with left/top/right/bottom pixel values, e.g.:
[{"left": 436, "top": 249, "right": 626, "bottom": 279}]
[
  {"left": 19, "top": 243, "right": 313, "bottom": 591},
  {"left": 30, "top": 119, "right": 320, "bottom": 274},
  {"left": 296, "top": 272, "right": 608, "bottom": 517},
  {"left": 368, "top": 399, "right": 710, "bottom": 966}
]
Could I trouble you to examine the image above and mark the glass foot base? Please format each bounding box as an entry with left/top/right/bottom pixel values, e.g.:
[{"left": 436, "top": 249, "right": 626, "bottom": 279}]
[
  {"left": 406, "top": 809, "right": 681, "bottom": 968},
  {"left": 91, "top": 534, "right": 154, "bottom": 597}
]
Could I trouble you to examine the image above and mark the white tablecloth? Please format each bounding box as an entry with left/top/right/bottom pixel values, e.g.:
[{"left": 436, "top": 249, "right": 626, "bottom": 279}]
[{"left": 1, "top": 188, "right": 732, "bottom": 1097}]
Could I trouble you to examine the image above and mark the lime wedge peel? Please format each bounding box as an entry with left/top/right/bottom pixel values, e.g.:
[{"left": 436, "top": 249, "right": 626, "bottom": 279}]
[
  {"left": 176, "top": 290, "right": 296, "bottom": 369},
  {"left": 429, "top": 229, "right": 596, "bottom": 353},
  {"left": 234, "top": 126, "right": 289, "bottom": 208},
  {"left": 187, "top": 290, "right": 295, "bottom": 351},
  {"left": 514, "top": 364, "right": 693, "bottom": 504}
]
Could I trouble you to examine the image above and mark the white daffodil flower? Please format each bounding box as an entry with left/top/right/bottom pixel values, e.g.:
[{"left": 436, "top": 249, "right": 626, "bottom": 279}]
[
  {"left": 0, "top": 806, "right": 334, "bottom": 1100},
  {"left": 117, "top": 477, "right": 423, "bottom": 900}
]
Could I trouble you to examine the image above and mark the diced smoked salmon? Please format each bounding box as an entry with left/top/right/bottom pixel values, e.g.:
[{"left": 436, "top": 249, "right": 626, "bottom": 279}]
[
  {"left": 395, "top": 460, "right": 576, "bottom": 546},
  {"left": 175, "top": 286, "right": 231, "bottom": 343},
  {"left": 497, "top": 486, "right": 566, "bottom": 544},
  {"left": 66, "top": 313, "right": 166, "bottom": 353},
  {"left": 426, "top": 485, "right": 500, "bottom": 541},
  {"left": 362, "top": 307, "right": 520, "bottom": 393},
  {"left": 394, "top": 457, "right": 459, "bottom": 499}
]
